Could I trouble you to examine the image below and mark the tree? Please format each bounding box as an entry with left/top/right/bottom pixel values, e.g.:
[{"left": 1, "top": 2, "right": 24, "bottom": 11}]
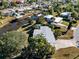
[
  {"left": 22, "top": 35, "right": 55, "bottom": 59},
  {"left": 10, "top": 2, "right": 17, "bottom": 7},
  {"left": 2, "top": 1, "right": 8, "bottom": 8},
  {"left": 0, "top": 31, "right": 28, "bottom": 59},
  {"left": 54, "top": 29, "right": 62, "bottom": 39},
  {"left": 72, "top": 10, "right": 78, "bottom": 18}
]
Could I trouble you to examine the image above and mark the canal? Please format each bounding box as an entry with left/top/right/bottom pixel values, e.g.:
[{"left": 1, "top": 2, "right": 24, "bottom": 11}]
[{"left": 0, "top": 18, "right": 32, "bottom": 35}]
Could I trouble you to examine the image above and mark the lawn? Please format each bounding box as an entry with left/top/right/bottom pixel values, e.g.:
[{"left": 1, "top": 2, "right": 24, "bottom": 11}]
[
  {"left": 61, "top": 21, "right": 69, "bottom": 26},
  {"left": 53, "top": 47, "right": 79, "bottom": 59},
  {"left": 61, "top": 20, "right": 78, "bottom": 27}
]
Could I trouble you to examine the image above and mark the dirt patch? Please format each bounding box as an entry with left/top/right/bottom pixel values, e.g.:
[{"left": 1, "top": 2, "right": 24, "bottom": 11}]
[{"left": 53, "top": 47, "right": 79, "bottom": 59}]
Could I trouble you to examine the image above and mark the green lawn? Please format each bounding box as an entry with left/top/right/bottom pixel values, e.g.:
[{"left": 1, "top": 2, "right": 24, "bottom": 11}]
[
  {"left": 61, "top": 20, "right": 78, "bottom": 27},
  {"left": 61, "top": 21, "right": 69, "bottom": 26}
]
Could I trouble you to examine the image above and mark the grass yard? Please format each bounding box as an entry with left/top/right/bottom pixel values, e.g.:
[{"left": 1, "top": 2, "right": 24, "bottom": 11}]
[
  {"left": 61, "top": 21, "right": 69, "bottom": 26},
  {"left": 61, "top": 20, "right": 78, "bottom": 27}
]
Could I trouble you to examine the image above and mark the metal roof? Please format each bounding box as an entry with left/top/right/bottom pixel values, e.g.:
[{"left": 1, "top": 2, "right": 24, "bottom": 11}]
[{"left": 33, "top": 26, "right": 56, "bottom": 46}]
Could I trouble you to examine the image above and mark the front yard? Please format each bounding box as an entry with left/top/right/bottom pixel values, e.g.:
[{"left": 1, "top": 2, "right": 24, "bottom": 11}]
[{"left": 61, "top": 20, "right": 69, "bottom": 26}]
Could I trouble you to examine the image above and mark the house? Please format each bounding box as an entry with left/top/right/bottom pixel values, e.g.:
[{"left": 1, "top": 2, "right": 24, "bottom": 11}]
[
  {"left": 71, "top": 0, "right": 78, "bottom": 5},
  {"left": 44, "top": 15, "right": 54, "bottom": 24},
  {"left": 33, "top": 26, "right": 76, "bottom": 50},
  {"left": 1, "top": 9, "right": 13, "bottom": 16},
  {"left": 33, "top": 26, "right": 56, "bottom": 46},
  {"left": 16, "top": 8, "right": 25, "bottom": 12},
  {"left": 54, "top": 17, "right": 63, "bottom": 23},
  {"left": 16, "top": 0, "right": 25, "bottom": 3},
  {"left": 31, "top": 14, "right": 39, "bottom": 21},
  {"left": 44, "top": 15, "right": 54, "bottom": 19},
  {"left": 31, "top": 3, "right": 39, "bottom": 9},
  {"left": 26, "top": 7, "right": 32, "bottom": 10},
  {"left": 60, "top": 12, "right": 71, "bottom": 18},
  {"left": 8, "top": 0, "right": 25, "bottom": 3}
]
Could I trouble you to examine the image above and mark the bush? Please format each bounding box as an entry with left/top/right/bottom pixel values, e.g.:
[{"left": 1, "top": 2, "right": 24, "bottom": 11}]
[{"left": 54, "top": 29, "right": 62, "bottom": 39}]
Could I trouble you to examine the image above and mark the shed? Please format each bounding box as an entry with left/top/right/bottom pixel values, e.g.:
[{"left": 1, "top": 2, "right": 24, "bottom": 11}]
[{"left": 44, "top": 15, "right": 54, "bottom": 24}]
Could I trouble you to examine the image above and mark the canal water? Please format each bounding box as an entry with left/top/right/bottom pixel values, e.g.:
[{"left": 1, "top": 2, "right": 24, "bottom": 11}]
[{"left": 0, "top": 18, "right": 29, "bottom": 36}]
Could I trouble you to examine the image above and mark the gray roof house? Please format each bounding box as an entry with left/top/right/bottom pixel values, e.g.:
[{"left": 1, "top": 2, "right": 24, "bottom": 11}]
[{"left": 33, "top": 26, "right": 56, "bottom": 46}]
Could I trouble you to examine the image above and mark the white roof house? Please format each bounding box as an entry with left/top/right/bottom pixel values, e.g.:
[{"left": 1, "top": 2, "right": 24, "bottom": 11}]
[
  {"left": 60, "top": 12, "right": 71, "bottom": 16},
  {"left": 33, "top": 26, "right": 56, "bottom": 46},
  {"left": 44, "top": 15, "right": 54, "bottom": 19},
  {"left": 26, "top": 7, "right": 32, "bottom": 10},
  {"left": 37, "top": 14, "right": 42, "bottom": 17},
  {"left": 54, "top": 17, "right": 63, "bottom": 23},
  {"left": 1, "top": 9, "right": 13, "bottom": 16}
]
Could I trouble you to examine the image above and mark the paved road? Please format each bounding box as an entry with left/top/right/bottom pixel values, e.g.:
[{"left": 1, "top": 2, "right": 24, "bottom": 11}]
[{"left": 73, "top": 25, "right": 79, "bottom": 42}]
